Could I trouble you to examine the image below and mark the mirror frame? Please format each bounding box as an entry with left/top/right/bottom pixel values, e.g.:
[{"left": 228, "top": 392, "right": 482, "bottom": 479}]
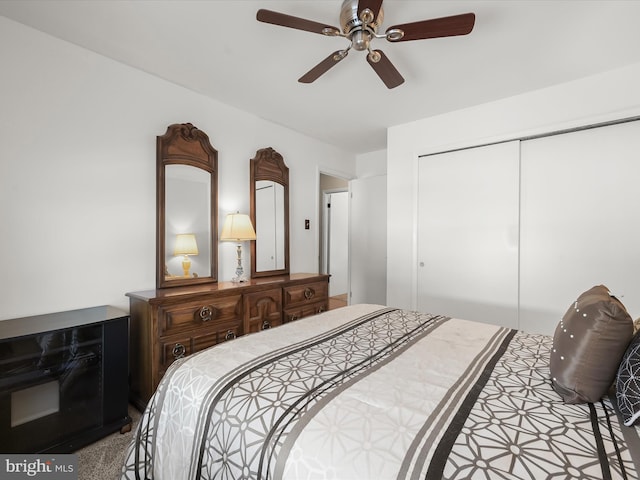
[
  {"left": 156, "top": 123, "right": 218, "bottom": 288},
  {"left": 250, "top": 147, "right": 290, "bottom": 278}
]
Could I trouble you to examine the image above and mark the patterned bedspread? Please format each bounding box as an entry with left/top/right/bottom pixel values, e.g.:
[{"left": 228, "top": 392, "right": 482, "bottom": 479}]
[{"left": 121, "top": 304, "right": 640, "bottom": 479}]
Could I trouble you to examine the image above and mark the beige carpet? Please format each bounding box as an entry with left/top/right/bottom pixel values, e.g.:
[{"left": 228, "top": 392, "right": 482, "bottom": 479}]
[{"left": 75, "top": 406, "right": 140, "bottom": 480}]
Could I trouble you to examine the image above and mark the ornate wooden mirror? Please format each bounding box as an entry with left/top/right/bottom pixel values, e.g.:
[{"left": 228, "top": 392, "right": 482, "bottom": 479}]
[
  {"left": 156, "top": 123, "right": 218, "bottom": 288},
  {"left": 250, "top": 147, "right": 289, "bottom": 278}
]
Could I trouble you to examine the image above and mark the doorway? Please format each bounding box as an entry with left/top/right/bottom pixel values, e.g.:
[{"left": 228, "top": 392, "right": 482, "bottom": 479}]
[{"left": 319, "top": 174, "right": 349, "bottom": 309}]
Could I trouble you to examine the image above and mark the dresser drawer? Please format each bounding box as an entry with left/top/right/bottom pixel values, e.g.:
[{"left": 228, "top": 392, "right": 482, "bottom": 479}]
[
  {"left": 244, "top": 288, "right": 283, "bottom": 334},
  {"left": 283, "top": 281, "right": 328, "bottom": 308},
  {"left": 159, "top": 321, "right": 241, "bottom": 374},
  {"left": 284, "top": 301, "right": 328, "bottom": 323},
  {"left": 161, "top": 335, "right": 203, "bottom": 372},
  {"left": 158, "top": 294, "right": 242, "bottom": 337}
]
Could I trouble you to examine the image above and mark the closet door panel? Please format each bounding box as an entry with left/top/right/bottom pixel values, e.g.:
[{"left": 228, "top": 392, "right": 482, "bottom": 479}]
[
  {"left": 417, "top": 141, "right": 520, "bottom": 328},
  {"left": 520, "top": 121, "right": 640, "bottom": 335}
]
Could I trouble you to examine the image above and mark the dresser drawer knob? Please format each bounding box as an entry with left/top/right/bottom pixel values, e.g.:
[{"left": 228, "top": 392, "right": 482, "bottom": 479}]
[
  {"left": 262, "top": 320, "right": 272, "bottom": 330},
  {"left": 196, "top": 305, "right": 216, "bottom": 322},
  {"left": 224, "top": 330, "right": 236, "bottom": 340},
  {"left": 304, "top": 288, "right": 315, "bottom": 300},
  {"left": 172, "top": 343, "right": 186, "bottom": 359}
]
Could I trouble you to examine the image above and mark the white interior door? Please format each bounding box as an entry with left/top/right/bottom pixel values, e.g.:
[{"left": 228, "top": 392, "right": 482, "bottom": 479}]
[
  {"left": 326, "top": 191, "right": 349, "bottom": 297},
  {"left": 417, "top": 141, "right": 520, "bottom": 328},
  {"left": 350, "top": 175, "right": 387, "bottom": 305},
  {"left": 520, "top": 121, "right": 640, "bottom": 335}
]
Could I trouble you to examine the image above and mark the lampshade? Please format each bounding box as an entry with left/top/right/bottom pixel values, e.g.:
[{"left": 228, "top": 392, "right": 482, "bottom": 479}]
[
  {"left": 220, "top": 213, "right": 257, "bottom": 241},
  {"left": 174, "top": 233, "right": 199, "bottom": 256}
]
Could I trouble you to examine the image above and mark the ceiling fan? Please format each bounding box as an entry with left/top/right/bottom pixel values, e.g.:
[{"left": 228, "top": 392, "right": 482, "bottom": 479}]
[{"left": 256, "top": 0, "right": 475, "bottom": 89}]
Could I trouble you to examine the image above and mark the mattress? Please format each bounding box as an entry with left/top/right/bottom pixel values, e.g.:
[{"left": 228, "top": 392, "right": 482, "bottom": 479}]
[{"left": 121, "top": 304, "right": 640, "bottom": 479}]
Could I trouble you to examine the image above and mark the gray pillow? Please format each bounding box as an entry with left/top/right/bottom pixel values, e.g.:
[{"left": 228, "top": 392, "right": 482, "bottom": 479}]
[{"left": 550, "top": 285, "right": 633, "bottom": 404}]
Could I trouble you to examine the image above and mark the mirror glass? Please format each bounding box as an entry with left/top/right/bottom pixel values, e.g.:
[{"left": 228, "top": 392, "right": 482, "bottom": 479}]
[
  {"left": 164, "top": 165, "right": 211, "bottom": 279},
  {"left": 250, "top": 147, "right": 289, "bottom": 278},
  {"left": 156, "top": 123, "right": 218, "bottom": 288},
  {"left": 255, "top": 180, "right": 285, "bottom": 271}
]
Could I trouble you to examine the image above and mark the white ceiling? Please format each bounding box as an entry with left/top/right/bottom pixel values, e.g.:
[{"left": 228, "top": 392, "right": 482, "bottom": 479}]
[{"left": 2, "top": 1, "right": 640, "bottom": 155}]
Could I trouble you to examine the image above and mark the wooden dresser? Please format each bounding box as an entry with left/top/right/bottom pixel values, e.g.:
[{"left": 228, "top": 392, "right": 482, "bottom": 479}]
[{"left": 126, "top": 273, "right": 329, "bottom": 409}]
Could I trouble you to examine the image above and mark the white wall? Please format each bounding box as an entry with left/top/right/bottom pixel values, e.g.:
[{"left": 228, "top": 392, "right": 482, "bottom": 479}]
[
  {"left": 0, "top": 17, "right": 355, "bottom": 320},
  {"left": 355, "top": 149, "right": 386, "bottom": 177},
  {"left": 387, "top": 61, "right": 640, "bottom": 312}
]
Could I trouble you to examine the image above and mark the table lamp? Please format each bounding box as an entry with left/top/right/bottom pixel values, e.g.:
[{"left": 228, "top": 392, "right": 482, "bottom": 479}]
[
  {"left": 220, "top": 212, "right": 256, "bottom": 282},
  {"left": 174, "top": 233, "right": 199, "bottom": 277}
]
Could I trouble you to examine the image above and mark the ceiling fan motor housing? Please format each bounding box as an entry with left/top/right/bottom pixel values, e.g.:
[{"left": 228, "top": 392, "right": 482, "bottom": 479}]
[{"left": 340, "top": 0, "right": 383, "bottom": 46}]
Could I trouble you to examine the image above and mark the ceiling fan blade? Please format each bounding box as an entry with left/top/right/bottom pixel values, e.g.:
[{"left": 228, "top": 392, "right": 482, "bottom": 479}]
[
  {"left": 257, "top": 9, "right": 339, "bottom": 35},
  {"left": 299, "top": 50, "right": 348, "bottom": 84},
  {"left": 357, "top": 0, "right": 383, "bottom": 22},
  {"left": 387, "top": 12, "right": 475, "bottom": 42},
  {"left": 367, "top": 50, "right": 404, "bottom": 89}
]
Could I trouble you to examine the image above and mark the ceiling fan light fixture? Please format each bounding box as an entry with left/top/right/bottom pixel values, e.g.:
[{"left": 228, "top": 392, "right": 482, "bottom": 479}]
[{"left": 351, "top": 30, "right": 372, "bottom": 51}]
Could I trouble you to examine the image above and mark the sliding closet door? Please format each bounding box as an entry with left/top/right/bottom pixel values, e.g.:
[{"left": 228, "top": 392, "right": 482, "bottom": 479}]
[
  {"left": 520, "top": 120, "right": 640, "bottom": 335},
  {"left": 417, "top": 141, "right": 520, "bottom": 328}
]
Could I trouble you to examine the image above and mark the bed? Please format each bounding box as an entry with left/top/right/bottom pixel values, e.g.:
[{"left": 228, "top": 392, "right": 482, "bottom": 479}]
[{"left": 120, "top": 302, "right": 640, "bottom": 479}]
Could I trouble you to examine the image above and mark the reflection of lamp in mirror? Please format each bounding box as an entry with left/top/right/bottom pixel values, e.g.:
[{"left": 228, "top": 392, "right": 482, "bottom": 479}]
[
  {"left": 220, "top": 212, "right": 256, "bottom": 283},
  {"left": 174, "top": 233, "right": 199, "bottom": 278}
]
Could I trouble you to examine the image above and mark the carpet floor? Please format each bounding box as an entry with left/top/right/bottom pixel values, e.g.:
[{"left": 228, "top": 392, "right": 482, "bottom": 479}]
[{"left": 75, "top": 405, "right": 140, "bottom": 480}]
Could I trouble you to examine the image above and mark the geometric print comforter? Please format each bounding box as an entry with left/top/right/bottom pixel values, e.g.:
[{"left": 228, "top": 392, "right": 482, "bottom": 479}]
[{"left": 120, "top": 304, "right": 640, "bottom": 480}]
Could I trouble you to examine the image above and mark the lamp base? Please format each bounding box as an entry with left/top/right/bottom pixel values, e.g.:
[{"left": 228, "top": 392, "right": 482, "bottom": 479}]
[
  {"left": 232, "top": 244, "right": 248, "bottom": 283},
  {"left": 181, "top": 255, "right": 191, "bottom": 278}
]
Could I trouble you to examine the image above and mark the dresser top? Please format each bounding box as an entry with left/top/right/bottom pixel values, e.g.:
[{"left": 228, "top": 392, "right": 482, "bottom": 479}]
[{"left": 127, "top": 273, "right": 330, "bottom": 303}]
